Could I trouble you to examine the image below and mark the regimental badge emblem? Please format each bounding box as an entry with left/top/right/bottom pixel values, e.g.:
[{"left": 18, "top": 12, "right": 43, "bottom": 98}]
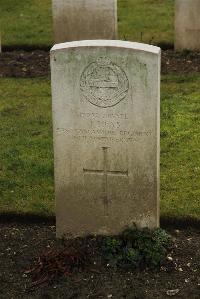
[{"left": 80, "top": 57, "right": 129, "bottom": 108}]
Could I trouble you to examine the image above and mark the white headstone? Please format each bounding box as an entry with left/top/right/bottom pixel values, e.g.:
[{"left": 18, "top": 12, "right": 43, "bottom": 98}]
[
  {"left": 175, "top": 0, "right": 200, "bottom": 50},
  {"left": 51, "top": 40, "right": 161, "bottom": 238},
  {"left": 52, "top": 0, "right": 117, "bottom": 43}
]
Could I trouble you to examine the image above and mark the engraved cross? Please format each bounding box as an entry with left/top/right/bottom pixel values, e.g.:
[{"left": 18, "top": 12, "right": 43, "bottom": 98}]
[{"left": 83, "top": 147, "right": 128, "bottom": 216}]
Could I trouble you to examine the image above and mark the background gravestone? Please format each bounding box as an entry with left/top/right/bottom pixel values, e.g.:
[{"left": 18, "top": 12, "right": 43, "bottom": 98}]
[
  {"left": 52, "top": 0, "right": 117, "bottom": 43},
  {"left": 175, "top": 0, "right": 200, "bottom": 50},
  {"left": 51, "top": 40, "right": 161, "bottom": 238}
]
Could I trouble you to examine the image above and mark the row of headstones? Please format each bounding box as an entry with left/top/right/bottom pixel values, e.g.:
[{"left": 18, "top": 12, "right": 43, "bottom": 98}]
[
  {"left": 52, "top": 0, "right": 200, "bottom": 50},
  {"left": 51, "top": 0, "right": 199, "bottom": 239},
  {"left": 51, "top": 0, "right": 161, "bottom": 237}
]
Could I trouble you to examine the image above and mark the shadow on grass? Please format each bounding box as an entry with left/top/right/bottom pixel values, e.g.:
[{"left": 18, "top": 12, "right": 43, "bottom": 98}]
[
  {"left": 0, "top": 212, "right": 199, "bottom": 230},
  {"left": 2, "top": 45, "right": 52, "bottom": 52}
]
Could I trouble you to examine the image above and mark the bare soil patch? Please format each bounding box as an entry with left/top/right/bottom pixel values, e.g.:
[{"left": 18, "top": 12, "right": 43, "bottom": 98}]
[
  {"left": 0, "top": 51, "right": 49, "bottom": 78},
  {"left": 162, "top": 50, "right": 200, "bottom": 75},
  {"left": 0, "top": 50, "right": 200, "bottom": 78},
  {"left": 0, "top": 223, "right": 199, "bottom": 299}
]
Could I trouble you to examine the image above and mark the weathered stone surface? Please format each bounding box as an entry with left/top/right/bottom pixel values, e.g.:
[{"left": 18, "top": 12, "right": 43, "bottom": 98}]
[
  {"left": 52, "top": 0, "right": 117, "bottom": 43},
  {"left": 175, "top": 0, "right": 200, "bottom": 50},
  {"left": 50, "top": 40, "right": 161, "bottom": 238}
]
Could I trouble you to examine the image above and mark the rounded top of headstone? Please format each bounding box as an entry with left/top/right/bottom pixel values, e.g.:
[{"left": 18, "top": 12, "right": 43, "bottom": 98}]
[{"left": 50, "top": 40, "right": 161, "bottom": 55}]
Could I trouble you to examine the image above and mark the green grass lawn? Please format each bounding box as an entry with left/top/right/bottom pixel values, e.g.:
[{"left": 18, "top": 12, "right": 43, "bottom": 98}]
[
  {"left": 0, "top": 0, "right": 174, "bottom": 48},
  {"left": 0, "top": 76, "right": 199, "bottom": 219},
  {"left": 118, "top": 0, "right": 174, "bottom": 46},
  {"left": 0, "top": 78, "right": 54, "bottom": 216},
  {"left": 161, "top": 75, "right": 200, "bottom": 219}
]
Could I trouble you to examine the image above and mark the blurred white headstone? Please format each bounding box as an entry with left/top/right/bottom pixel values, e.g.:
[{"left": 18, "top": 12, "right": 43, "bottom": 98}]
[
  {"left": 52, "top": 0, "right": 117, "bottom": 43},
  {"left": 175, "top": 0, "right": 200, "bottom": 50}
]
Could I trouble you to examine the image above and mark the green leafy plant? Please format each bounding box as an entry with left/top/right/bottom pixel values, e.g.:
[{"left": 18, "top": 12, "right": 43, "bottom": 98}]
[{"left": 103, "top": 228, "right": 172, "bottom": 269}]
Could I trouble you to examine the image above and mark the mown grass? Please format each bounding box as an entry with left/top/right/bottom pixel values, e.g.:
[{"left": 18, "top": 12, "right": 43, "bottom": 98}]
[
  {"left": 0, "top": 78, "right": 54, "bottom": 216},
  {"left": 118, "top": 0, "right": 174, "bottom": 46},
  {"left": 0, "top": 0, "right": 53, "bottom": 48},
  {"left": 0, "top": 76, "right": 199, "bottom": 219},
  {"left": 0, "top": 0, "right": 174, "bottom": 48},
  {"left": 161, "top": 75, "right": 200, "bottom": 219}
]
